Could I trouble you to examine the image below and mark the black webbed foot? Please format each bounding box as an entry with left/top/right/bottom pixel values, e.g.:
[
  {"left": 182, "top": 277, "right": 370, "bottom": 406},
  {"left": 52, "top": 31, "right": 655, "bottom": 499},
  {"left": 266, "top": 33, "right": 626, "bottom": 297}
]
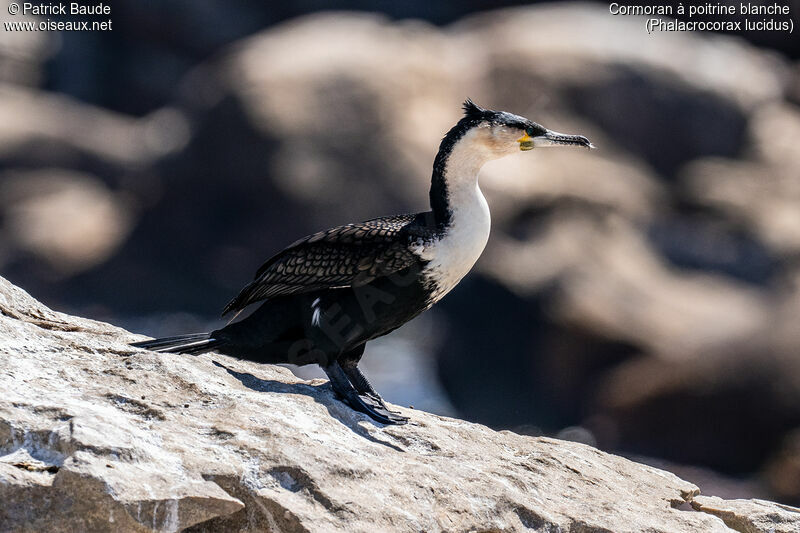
[
  {"left": 349, "top": 391, "right": 409, "bottom": 425},
  {"left": 323, "top": 362, "right": 408, "bottom": 425},
  {"left": 341, "top": 363, "right": 405, "bottom": 417}
]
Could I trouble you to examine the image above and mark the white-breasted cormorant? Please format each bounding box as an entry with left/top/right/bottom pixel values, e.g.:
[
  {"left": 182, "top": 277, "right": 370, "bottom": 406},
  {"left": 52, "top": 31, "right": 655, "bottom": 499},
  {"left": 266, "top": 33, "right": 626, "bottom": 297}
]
[{"left": 132, "top": 100, "right": 593, "bottom": 425}]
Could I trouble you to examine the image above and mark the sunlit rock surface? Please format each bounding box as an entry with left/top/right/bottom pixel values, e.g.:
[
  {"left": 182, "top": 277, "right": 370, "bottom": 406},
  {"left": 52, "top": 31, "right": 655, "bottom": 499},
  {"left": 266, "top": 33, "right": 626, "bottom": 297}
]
[{"left": 3, "top": 275, "right": 800, "bottom": 532}]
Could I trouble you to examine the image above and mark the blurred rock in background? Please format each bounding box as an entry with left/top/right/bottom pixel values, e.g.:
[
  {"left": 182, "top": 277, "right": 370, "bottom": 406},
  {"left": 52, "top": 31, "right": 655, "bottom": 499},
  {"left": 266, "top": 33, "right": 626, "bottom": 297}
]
[{"left": 1, "top": 0, "right": 799, "bottom": 505}]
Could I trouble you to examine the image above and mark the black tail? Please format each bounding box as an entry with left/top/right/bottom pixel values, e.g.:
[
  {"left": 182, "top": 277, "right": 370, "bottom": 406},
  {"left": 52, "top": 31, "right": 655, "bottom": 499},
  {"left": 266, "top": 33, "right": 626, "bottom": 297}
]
[{"left": 131, "top": 333, "right": 223, "bottom": 356}]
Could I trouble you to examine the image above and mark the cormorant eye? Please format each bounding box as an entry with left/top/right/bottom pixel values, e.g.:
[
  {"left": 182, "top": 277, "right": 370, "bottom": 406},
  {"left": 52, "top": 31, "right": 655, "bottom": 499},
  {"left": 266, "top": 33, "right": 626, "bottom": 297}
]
[{"left": 525, "top": 127, "right": 535, "bottom": 137}]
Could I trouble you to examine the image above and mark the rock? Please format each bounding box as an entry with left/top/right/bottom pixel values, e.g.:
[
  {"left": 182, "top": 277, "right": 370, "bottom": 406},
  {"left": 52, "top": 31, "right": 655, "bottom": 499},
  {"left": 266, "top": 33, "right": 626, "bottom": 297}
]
[
  {"left": 3, "top": 275, "right": 798, "bottom": 532},
  {"left": 690, "top": 496, "right": 800, "bottom": 533},
  {"left": 41, "top": 1, "right": 800, "bottom": 119},
  {"left": 0, "top": 170, "right": 134, "bottom": 276},
  {"left": 0, "top": 0, "right": 54, "bottom": 87},
  {"left": 0, "top": 84, "right": 188, "bottom": 168},
  {"left": 682, "top": 102, "right": 800, "bottom": 255},
  {"left": 0, "top": 82, "right": 191, "bottom": 289},
  {"left": 765, "top": 428, "right": 800, "bottom": 504}
]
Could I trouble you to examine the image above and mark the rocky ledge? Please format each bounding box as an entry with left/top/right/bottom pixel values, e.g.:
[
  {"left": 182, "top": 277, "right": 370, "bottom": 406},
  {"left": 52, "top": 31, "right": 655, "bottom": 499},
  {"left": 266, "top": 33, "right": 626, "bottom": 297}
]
[{"left": 1, "top": 275, "right": 798, "bottom": 532}]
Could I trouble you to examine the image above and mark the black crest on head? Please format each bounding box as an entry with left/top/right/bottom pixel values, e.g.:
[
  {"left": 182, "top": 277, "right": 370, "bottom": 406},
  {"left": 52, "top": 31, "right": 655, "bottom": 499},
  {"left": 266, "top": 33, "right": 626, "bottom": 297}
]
[{"left": 462, "top": 98, "right": 487, "bottom": 120}]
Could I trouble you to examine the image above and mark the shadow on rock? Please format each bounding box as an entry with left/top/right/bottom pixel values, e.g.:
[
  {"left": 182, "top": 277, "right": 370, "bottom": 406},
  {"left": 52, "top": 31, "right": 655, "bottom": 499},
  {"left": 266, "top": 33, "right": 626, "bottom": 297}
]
[{"left": 212, "top": 360, "right": 405, "bottom": 452}]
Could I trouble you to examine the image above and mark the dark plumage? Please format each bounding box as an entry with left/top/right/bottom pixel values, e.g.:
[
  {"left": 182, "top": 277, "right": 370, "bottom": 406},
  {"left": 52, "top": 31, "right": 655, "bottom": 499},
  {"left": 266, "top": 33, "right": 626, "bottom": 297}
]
[
  {"left": 132, "top": 100, "right": 592, "bottom": 425},
  {"left": 222, "top": 214, "right": 427, "bottom": 315}
]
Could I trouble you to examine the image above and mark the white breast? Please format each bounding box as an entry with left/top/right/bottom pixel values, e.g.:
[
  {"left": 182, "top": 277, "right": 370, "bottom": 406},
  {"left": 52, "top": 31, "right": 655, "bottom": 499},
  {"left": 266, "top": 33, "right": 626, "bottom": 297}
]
[{"left": 421, "top": 182, "right": 491, "bottom": 301}]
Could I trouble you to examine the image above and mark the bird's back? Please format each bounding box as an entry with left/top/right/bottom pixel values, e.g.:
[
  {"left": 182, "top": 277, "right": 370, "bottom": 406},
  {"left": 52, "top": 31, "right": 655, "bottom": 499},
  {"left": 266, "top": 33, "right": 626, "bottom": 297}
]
[{"left": 222, "top": 212, "right": 440, "bottom": 316}]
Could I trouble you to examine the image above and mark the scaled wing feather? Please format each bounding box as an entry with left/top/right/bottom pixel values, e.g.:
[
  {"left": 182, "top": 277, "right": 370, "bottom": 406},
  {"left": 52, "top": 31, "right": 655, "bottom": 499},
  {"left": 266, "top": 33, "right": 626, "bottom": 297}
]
[{"left": 222, "top": 214, "right": 423, "bottom": 315}]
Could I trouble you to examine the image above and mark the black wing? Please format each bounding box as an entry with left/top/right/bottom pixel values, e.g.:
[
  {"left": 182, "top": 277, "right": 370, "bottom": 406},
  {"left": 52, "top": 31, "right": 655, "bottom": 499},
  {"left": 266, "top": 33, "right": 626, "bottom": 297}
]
[{"left": 222, "top": 214, "right": 425, "bottom": 315}]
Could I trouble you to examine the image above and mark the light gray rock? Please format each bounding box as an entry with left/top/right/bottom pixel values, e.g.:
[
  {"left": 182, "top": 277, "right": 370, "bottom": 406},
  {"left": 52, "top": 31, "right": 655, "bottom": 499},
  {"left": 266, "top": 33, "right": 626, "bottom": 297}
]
[
  {"left": 0, "top": 169, "right": 134, "bottom": 275},
  {"left": 691, "top": 496, "right": 800, "bottom": 533},
  {"left": 0, "top": 84, "right": 189, "bottom": 166},
  {"left": 1, "top": 275, "right": 798, "bottom": 532},
  {"left": 0, "top": 0, "right": 54, "bottom": 87}
]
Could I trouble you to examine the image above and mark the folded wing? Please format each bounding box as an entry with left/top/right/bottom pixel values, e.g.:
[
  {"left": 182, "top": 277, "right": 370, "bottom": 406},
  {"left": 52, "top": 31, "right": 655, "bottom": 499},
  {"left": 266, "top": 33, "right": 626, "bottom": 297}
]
[{"left": 222, "top": 214, "right": 424, "bottom": 315}]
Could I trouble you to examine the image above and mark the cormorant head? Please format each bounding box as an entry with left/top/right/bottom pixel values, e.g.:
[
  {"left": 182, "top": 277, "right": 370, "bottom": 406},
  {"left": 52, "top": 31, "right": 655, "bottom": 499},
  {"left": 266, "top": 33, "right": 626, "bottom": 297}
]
[{"left": 454, "top": 99, "right": 594, "bottom": 158}]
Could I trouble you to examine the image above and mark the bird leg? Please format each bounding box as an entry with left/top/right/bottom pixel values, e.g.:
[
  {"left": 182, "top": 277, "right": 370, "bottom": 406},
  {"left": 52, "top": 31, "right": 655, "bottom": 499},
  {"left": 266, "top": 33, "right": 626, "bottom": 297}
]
[
  {"left": 341, "top": 361, "right": 378, "bottom": 396},
  {"left": 338, "top": 345, "right": 375, "bottom": 395},
  {"left": 340, "top": 361, "right": 405, "bottom": 417},
  {"left": 322, "top": 361, "right": 408, "bottom": 425},
  {"left": 339, "top": 346, "right": 406, "bottom": 418}
]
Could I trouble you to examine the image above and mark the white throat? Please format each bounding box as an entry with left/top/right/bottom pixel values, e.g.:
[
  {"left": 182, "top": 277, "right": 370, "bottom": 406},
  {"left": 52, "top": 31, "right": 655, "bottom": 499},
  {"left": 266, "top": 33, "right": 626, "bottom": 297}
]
[{"left": 422, "top": 129, "right": 493, "bottom": 300}]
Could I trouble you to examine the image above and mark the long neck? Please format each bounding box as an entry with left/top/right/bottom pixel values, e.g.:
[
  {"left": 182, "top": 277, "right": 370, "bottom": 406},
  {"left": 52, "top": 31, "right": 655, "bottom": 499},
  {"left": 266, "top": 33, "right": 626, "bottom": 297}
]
[{"left": 430, "top": 128, "right": 491, "bottom": 226}]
